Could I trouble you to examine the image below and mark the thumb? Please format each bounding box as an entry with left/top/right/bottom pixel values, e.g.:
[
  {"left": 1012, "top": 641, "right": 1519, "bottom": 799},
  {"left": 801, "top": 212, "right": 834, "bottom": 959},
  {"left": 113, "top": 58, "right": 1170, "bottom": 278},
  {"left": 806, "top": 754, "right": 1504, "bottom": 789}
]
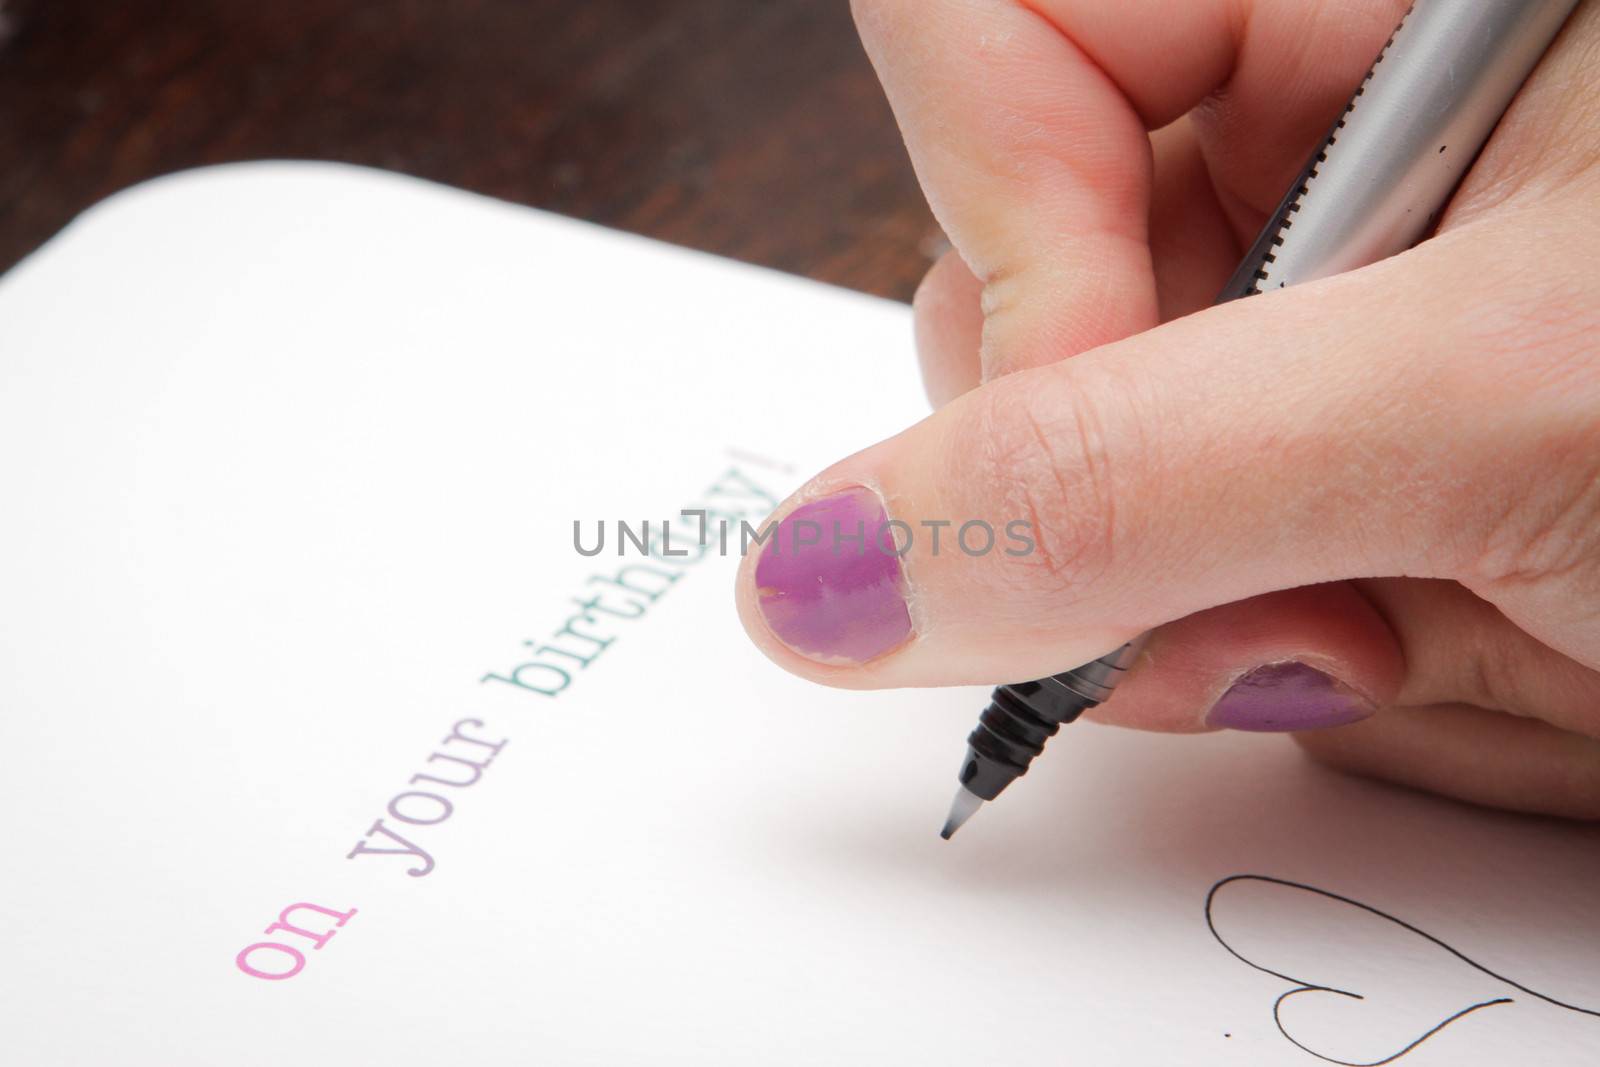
[{"left": 736, "top": 227, "right": 1542, "bottom": 690}]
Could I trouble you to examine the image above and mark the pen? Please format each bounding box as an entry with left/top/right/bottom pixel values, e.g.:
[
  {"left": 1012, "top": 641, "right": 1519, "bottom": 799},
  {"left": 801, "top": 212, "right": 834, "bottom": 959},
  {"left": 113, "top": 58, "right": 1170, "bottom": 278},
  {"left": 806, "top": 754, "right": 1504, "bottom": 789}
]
[{"left": 941, "top": 0, "right": 1584, "bottom": 839}]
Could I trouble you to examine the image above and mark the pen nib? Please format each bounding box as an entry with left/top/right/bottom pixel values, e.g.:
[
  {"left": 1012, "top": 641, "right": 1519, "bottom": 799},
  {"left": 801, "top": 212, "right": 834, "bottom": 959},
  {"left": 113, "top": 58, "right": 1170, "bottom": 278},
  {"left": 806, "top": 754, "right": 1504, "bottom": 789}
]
[{"left": 940, "top": 787, "right": 985, "bottom": 840}]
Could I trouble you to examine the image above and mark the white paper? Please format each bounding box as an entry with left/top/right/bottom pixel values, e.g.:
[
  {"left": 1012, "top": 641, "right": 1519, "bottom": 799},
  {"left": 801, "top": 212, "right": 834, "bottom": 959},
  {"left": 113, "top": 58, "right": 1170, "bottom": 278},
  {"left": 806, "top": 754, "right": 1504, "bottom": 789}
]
[{"left": 1, "top": 162, "right": 1597, "bottom": 1066}]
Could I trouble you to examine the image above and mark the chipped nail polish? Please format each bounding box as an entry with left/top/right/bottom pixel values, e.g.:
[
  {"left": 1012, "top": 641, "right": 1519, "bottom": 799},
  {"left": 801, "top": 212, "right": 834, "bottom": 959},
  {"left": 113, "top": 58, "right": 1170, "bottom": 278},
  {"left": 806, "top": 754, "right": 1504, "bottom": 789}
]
[
  {"left": 1206, "top": 661, "right": 1375, "bottom": 732},
  {"left": 753, "top": 487, "right": 912, "bottom": 665}
]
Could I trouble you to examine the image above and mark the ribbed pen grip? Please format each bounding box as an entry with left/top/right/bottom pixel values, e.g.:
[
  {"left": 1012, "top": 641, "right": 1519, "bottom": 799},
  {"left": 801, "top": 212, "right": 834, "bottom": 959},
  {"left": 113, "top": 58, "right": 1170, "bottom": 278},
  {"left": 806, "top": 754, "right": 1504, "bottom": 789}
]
[{"left": 958, "top": 641, "right": 1143, "bottom": 801}]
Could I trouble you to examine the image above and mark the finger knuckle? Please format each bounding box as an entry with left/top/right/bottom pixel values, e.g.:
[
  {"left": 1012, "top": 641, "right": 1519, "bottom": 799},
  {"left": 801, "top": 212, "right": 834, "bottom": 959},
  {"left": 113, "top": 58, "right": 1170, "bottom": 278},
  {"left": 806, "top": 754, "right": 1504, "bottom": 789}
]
[
  {"left": 964, "top": 366, "right": 1136, "bottom": 599},
  {"left": 1414, "top": 235, "right": 1600, "bottom": 598},
  {"left": 1433, "top": 247, "right": 1600, "bottom": 592},
  {"left": 1463, "top": 398, "right": 1600, "bottom": 594},
  {"left": 1473, "top": 444, "right": 1600, "bottom": 593}
]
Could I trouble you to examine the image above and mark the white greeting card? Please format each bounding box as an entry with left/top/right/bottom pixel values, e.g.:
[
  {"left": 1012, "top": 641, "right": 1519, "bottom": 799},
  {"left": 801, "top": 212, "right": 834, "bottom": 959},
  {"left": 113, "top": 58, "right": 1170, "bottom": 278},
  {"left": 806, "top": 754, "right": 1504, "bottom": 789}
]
[{"left": 1, "top": 163, "right": 1596, "bottom": 1065}]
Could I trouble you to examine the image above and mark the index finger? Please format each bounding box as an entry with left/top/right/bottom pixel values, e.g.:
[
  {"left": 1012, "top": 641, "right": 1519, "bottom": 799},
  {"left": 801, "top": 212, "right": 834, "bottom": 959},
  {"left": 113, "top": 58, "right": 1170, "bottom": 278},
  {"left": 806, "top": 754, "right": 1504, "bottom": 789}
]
[{"left": 851, "top": 0, "right": 1409, "bottom": 376}]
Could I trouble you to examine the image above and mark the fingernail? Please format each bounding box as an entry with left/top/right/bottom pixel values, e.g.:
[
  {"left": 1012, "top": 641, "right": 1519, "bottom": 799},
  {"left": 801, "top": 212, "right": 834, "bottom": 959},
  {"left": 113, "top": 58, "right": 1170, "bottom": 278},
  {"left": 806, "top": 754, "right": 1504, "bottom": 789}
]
[
  {"left": 1206, "top": 662, "right": 1375, "bottom": 732},
  {"left": 753, "top": 487, "right": 913, "bottom": 665}
]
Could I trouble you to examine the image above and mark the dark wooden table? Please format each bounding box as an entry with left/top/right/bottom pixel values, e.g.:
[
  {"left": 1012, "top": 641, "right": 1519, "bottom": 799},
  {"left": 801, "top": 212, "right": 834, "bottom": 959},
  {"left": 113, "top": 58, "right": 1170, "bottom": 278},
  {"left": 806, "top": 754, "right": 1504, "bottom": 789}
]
[{"left": 0, "top": 0, "right": 939, "bottom": 300}]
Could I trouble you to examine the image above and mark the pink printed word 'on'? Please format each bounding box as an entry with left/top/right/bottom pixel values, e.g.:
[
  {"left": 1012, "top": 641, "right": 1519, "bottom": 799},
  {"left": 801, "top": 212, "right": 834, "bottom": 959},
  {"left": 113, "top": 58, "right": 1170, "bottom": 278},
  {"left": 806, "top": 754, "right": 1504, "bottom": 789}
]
[{"left": 235, "top": 902, "right": 358, "bottom": 981}]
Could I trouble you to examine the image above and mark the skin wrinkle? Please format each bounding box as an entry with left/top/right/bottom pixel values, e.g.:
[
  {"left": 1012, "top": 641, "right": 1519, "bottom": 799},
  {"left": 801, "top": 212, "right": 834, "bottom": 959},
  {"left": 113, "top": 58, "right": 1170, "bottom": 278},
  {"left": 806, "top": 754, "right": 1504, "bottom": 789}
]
[
  {"left": 959, "top": 403, "right": 1056, "bottom": 629},
  {"left": 1023, "top": 399, "right": 1103, "bottom": 586},
  {"left": 980, "top": 388, "right": 1096, "bottom": 594},
  {"left": 1478, "top": 417, "right": 1600, "bottom": 589},
  {"left": 1015, "top": 0, "right": 1242, "bottom": 131},
  {"left": 1467, "top": 614, "right": 1513, "bottom": 717},
  {"left": 1484, "top": 461, "right": 1600, "bottom": 592},
  {"left": 978, "top": 229, "right": 1155, "bottom": 375}
]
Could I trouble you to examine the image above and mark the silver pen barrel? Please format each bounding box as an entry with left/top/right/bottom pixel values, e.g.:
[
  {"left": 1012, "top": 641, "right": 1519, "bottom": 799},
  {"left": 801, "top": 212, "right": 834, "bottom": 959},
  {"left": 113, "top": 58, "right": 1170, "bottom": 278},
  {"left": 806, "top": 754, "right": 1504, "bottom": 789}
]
[{"left": 1222, "top": 0, "right": 1581, "bottom": 298}]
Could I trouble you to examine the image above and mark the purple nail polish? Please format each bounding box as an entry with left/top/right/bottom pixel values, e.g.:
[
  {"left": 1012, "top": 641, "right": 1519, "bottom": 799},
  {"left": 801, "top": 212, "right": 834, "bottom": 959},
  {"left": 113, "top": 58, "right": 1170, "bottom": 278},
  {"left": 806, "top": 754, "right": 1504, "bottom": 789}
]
[
  {"left": 1206, "top": 662, "right": 1374, "bottom": 732},
  {"left": 753, "top": 487, "right": 913, "bottom": 665}
]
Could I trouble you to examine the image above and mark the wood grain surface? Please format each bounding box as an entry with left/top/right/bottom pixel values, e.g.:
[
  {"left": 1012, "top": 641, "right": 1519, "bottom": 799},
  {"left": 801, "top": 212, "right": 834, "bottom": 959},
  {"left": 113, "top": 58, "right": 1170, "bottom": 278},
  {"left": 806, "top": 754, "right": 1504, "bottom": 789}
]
[{"left": 0, "top": 0, "right": 941, "bottom": 299}]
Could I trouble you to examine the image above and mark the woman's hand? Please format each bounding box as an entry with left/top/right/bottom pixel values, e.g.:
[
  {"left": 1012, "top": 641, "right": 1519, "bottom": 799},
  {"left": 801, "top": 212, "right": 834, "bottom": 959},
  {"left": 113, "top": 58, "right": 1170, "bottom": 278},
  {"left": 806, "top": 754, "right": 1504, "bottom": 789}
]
[{"left": 735, "top": 0, "right": 1600, "bottom": 818}]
